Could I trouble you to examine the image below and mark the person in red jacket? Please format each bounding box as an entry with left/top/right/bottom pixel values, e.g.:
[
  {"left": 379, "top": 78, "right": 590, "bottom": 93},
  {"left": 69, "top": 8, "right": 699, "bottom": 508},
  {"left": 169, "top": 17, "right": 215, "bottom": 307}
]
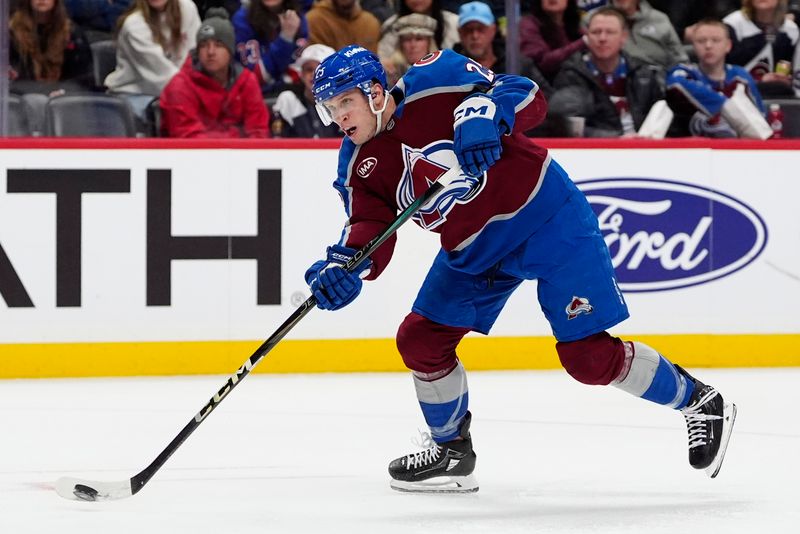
[{"left": 160, "top": 8, "right": 270, "bottom": 138}]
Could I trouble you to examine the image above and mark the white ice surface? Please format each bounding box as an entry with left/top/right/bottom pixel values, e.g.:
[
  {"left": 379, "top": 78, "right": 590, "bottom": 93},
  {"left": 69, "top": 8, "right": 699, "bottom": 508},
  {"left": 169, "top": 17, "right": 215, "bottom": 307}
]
[{"left": 1, "top": 368, "right": 797, "bottom": 534}]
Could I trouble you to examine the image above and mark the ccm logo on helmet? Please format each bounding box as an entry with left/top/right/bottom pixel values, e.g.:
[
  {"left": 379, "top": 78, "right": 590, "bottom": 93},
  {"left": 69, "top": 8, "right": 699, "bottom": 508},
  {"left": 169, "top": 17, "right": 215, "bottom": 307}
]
[{"left": 357, "top": 157, "right": 378, "bottom": 178}]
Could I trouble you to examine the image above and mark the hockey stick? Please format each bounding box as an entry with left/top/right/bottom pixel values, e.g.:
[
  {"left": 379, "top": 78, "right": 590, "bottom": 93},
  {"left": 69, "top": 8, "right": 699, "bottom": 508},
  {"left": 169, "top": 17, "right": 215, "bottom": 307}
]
[{"left": 54, "top": 164, "right": 463, "bottom": 502}]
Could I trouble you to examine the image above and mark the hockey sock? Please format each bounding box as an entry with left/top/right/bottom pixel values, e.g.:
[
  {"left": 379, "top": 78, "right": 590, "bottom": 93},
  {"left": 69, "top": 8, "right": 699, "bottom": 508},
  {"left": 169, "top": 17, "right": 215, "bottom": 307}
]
[
  {"left": 613, "top": 342, "right": 694, "bottom": 409},
  {"left": 413, "top": 360, "right": 469, "bottom": 442}
]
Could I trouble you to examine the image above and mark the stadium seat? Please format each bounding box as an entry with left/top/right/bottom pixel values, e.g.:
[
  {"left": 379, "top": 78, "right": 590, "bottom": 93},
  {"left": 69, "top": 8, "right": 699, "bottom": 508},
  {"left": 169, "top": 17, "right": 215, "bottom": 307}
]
[
  {"left": 90, "top": 40, "right": 117, "bottom": 90},
  {"left": 44, "top": 93, "right": 137, "bottom": 137},
  {"left": 145, "top": 98, "right": 162, "bottom": 137},
  {"left": 20, "top": 93, "right": 48, "bottom": 135},
  {"left": 764, "top": 99, "right": 800, "bottom": 138},
  {"left": 5, "top": 95, "right": 31, "bottom": 136}
]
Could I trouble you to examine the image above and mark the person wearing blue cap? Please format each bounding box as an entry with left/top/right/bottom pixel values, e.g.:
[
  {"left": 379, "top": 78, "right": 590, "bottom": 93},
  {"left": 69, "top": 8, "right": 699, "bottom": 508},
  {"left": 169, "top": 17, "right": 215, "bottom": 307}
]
[{"left": 454, "top": 1, "right": 554, "bottom": 100}]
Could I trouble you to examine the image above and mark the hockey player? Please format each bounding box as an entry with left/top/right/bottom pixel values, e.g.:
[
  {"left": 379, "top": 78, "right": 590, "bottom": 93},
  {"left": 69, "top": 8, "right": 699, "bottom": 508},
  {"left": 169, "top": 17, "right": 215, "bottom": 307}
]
[{"left": 304, "top": 44, "right": 737, "bottom": 493}]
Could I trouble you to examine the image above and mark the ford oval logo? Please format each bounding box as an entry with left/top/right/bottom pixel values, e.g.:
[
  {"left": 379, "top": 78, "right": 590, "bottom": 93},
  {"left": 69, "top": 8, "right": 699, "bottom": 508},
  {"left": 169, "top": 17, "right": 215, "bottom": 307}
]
[{"left": 577, "top": 178, "right": 768, "bottom": 292}]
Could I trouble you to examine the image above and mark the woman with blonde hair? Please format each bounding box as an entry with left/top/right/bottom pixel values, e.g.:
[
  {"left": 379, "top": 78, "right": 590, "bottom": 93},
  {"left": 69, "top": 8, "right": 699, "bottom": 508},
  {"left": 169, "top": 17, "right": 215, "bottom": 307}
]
[
  {"left": 9, "top": 0, "right": 93, "bottom": 92},
  {"left": 378, "top": 0, "right": 458, "bottom": 61},
  {"left": 105, "top": 0, "right": 201, "bottom": 116},
  {"left": 724, "top": 0, "right": 799, "bottom": 95},
  {"left": 384, "top": 13, "right": 438, "bottom": 86}
]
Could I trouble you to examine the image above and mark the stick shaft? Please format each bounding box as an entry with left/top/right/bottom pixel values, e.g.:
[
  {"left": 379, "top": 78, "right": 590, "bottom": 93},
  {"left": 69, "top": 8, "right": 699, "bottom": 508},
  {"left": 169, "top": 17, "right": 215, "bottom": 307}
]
[{"left": 128, "top": 167, "right": 459, "bottom": 495}]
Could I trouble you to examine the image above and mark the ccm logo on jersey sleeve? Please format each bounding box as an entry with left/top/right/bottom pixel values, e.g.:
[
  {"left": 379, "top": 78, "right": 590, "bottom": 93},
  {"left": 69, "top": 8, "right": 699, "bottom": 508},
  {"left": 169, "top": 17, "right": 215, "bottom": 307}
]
[
  {"left": 577, "top": 178, "right": 768, "bottom": 292},
  {"left": 356, "top": 157, "right": 378, "bottom": 178}
]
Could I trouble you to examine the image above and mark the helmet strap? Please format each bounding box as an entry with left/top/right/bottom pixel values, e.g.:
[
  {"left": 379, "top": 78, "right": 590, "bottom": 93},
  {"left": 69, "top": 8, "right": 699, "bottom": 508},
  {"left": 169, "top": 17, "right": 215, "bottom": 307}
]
[{"left": 368, "top": 86, "right": 389, "bottom": 138}]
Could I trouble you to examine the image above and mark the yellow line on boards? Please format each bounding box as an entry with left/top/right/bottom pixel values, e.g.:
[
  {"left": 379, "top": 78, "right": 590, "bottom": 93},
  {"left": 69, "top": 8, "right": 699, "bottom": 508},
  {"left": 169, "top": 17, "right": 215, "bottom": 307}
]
[{"left": 0, "top": 334, "right": 797, "bottom": 379}]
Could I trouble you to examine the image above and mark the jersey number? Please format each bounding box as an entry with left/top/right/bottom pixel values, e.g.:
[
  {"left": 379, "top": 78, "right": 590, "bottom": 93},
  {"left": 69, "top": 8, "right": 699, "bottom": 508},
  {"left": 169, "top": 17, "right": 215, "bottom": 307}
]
[{"left": 466, "top": 60, "right": 495, "bottom": 83}]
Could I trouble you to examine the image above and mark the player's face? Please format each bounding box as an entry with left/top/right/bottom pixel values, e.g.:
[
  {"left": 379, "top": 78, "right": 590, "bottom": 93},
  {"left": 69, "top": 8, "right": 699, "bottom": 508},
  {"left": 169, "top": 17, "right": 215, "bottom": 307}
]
[
  {"left": 692, "top": 24, "right": 731, "bottom": 68},
  {"left": 322, "top": 88, "right": 376, "bottom": 145},
  {"left": 198, "top": 39, "right": 231, "bottom": 77},
  {"left": 586, "top": 15, "right": 626, "bottom": 61},
  {"left": 400, "top": 34, "right": 431, "bottom": 64}
]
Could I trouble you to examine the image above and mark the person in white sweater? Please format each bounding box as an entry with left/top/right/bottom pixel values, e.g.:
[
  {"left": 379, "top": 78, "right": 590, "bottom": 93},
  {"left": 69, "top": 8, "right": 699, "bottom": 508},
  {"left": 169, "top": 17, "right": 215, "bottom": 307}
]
[{"left": 105, "top": 0, "right": 201, "bottom": 118}]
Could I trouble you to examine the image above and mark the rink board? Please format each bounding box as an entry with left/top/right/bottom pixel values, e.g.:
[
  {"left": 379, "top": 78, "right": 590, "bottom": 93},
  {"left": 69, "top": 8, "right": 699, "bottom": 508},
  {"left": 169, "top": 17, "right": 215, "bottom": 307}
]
[{"left": 0, "top": 138, "right": 797, "bottom": 377}]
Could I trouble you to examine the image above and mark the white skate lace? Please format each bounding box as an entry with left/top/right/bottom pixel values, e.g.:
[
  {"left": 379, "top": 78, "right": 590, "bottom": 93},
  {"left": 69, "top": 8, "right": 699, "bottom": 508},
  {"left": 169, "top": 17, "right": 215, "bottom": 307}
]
[
  {"left": 681, "top": 391, "right": 722, "bottom": 448},
  {"left": 405, "top": 431, "right": 441, "bottom": 470}
]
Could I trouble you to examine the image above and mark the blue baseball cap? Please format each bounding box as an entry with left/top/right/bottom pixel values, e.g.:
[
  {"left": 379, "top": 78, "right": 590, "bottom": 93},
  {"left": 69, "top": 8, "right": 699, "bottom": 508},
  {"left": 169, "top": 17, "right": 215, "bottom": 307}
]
[{"left": 458, "top": 1, "right": 495, "bottom": 27}]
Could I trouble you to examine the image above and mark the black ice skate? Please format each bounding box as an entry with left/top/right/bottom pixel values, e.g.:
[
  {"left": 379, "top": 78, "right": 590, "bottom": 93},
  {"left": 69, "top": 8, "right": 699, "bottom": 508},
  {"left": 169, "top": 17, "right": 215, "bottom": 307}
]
[
  {"left": 677, "top": 367, "right": 737, "bottom": 478},
  {"left": 388, "top": 411, "right": 478, "bottom": 493}
]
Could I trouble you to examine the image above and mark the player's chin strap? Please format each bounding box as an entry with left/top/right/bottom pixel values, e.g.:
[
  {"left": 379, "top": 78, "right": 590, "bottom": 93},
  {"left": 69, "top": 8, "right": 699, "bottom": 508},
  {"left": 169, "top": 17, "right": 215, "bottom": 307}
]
[{"left": 368, "top": 87, "right": 389, "bottom": 138}]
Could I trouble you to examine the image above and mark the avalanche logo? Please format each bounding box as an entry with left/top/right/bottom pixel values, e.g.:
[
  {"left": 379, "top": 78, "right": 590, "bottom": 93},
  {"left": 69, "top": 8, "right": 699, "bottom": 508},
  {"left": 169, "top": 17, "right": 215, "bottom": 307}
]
[
  {"left": 578, "top": 178, "right": 768, "bottom": 292},
  {"left": 396, "top": 141, "right": 486, "bottom": 230},
  {"left": 566, "top": 296, "right": 593, "bottom": 320}
]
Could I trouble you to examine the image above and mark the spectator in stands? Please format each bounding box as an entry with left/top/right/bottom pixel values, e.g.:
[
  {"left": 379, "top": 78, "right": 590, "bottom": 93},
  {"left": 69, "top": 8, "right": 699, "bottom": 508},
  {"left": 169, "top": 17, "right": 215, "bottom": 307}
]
[
  {"left": 383, "top": 14, "right": 439, "bottom": 85},
  {"left": 667, "top": 18, "right": 769, "bottom": 138},
  {"left": 232, "top": 0, "right": 307, "bottom": 96},
  {"left": 724, "top": 0, "right": 799, "bottom": 97},
  {"left": 306, "top": 0, "right": 381, "bottom": 52},
  {"left": 520, "top": 0, "right": 586, "bottom": 82},
  {"left": 378, "top": 0, "right": 460, "bottom": 60},
  {"left": 550, "top": 6, "right": 665, "bottom": 137},
  {"left": 105, "top": 0, "right": 201, "bottom": 120},
  {"left": 64, "top": 0, "right": 133, "bottom": 36},
  {"left": 609, "top": 0, "right": 688, "bottom": 69},
  {"left": 454, "top": 1, "right": 565, "bottom": 135},
  {"left": 455, "top": 2, "right": 551, "bottom": 91},
  {"left": 9, "top": 0, "right": 94, "bottom": 94},
  {"left": 160, "top": 8, "right": 270, "bottom": 137},
  {"left": 271, "top": 43, "right": 342, "bottom": 136}
]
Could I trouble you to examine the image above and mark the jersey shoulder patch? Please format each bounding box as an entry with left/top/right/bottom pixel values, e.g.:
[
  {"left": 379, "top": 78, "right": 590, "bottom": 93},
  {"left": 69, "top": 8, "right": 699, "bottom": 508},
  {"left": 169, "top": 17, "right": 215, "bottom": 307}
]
[{"left": 395, "top": 49, "right": 491, "bottom": 103}]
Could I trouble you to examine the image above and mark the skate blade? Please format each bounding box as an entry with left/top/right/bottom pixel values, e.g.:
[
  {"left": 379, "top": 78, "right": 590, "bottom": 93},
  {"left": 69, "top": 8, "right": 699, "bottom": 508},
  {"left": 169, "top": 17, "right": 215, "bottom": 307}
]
[
  {"left": 390, "top": 474, "right": 479, "bottom": 494},
  {"left": 705, "top": 402, "right": 737, "bottom": 478}
]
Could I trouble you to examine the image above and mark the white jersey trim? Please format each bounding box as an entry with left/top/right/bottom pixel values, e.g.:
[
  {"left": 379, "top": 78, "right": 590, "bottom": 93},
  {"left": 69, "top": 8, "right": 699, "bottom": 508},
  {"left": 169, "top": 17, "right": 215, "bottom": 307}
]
[{"left": 339, "top": 144, "right": 362, "bottom": 245}]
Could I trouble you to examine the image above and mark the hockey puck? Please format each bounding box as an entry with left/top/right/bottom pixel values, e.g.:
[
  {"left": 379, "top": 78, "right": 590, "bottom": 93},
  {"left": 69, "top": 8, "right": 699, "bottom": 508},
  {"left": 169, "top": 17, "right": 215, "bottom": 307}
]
[{"left": 73, "top": 484, "right": 99, "bottom": 501}]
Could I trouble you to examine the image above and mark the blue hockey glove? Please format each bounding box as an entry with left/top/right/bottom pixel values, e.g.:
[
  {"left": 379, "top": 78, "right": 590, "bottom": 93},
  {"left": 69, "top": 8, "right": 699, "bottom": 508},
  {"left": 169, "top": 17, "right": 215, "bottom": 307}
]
[
  {"left": 453, "top": 94, "right": 505, "bottom": 177},
  {"left": 304, "top": 245, "right": 372, "bottom": 311}
]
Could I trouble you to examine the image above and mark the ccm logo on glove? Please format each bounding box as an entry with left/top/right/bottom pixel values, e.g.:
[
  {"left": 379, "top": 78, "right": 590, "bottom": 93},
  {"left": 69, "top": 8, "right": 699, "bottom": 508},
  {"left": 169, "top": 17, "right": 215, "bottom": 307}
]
[
  {"left": 453, "top": 95, "right": 503, "bottom": 177},
  {"left": 454, "top": 97, "right": 496, "bottom": 126}
]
